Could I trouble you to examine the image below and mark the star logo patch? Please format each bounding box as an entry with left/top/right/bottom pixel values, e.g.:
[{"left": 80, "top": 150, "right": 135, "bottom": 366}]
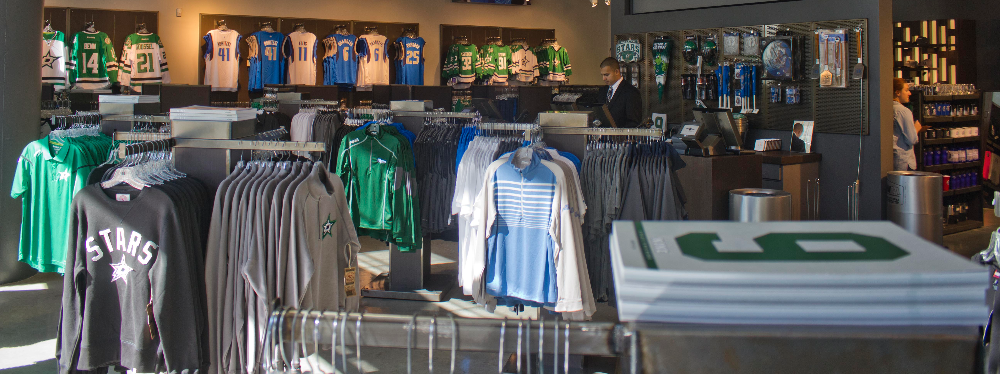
[
  {"left": 57, "top": 170, "right": 70, "bottom": 181},
  {"left": 110, "top": 257, "right": 134, "bottom": 284},
  {"left": 41, "top": 50, "right": 61, "bottom": 69},
  {"left": 320, "top": 214, "right": 336, "bottom": 240}
]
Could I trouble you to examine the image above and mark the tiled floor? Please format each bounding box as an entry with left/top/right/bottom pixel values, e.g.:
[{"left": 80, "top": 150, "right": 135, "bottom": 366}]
[{"left": 2, "top": 214, "right": 995, "bottom": 373}]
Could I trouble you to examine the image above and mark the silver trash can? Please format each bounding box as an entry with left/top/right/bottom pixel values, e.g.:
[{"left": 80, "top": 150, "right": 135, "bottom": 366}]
[
  {"left": 886, "top": 171, "right": 943, "bottom": 245},
  {"left": 730, "top": 189, "right": 793, "bottom": 222}
]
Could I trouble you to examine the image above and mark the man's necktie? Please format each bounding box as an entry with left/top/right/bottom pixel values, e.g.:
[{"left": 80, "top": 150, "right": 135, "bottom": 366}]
[{"left": 608, "top": 86, "right": 613, "bottom": 103}]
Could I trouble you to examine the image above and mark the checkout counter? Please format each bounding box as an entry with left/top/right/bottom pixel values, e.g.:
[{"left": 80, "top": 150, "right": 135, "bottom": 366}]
[{"left": 539, "top": 108, "right": 819, "bottom": 221}]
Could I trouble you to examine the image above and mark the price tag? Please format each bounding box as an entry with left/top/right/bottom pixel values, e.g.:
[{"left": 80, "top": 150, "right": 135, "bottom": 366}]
[{"left": 146, "top": 302, "right": 159, "bottom": 340}]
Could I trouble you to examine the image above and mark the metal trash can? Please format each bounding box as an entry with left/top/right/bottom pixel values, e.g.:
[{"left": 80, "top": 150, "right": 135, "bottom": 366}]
[
  {"left": 886, "top": 171, "right": 944, "bottom": 245},
  {"left": 730, "top": 189, "right": 793, "bottom": 222}
]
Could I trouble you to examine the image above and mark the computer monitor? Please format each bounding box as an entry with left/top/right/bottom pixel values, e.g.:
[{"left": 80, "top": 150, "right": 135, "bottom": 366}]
[{"left": 693, "top": 108, "right": 744, "bottom": 150}]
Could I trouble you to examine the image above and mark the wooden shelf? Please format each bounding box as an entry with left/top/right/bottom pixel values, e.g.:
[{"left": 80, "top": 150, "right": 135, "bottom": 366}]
[
  {"left": 944, "top": 220, "right": 983, "bottom": 235},
  {"left": 921, "top": 115, "right": 982, "bottom": 123},
  {"left": 923, "top": 161, "right": 981, "bottom": 172},
  {"left": 919, "top": 93, "right": 981, "bottom": 102},
  {"left": 922, "top": 136, "right": 981, "bottom": 145},
  {"left": 943, "top": 185, "right": 983, "bottom": 197}
]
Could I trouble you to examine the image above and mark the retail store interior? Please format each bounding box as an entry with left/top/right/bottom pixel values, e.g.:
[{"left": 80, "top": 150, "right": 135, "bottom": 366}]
[{"left": 2, "top": 0, "right": 1000, "bottom": 373}]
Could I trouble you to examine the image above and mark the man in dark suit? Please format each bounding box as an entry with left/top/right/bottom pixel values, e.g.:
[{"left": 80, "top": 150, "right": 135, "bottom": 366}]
[{"left": 600, "top": 58, "right": 643, "bottom": 128}]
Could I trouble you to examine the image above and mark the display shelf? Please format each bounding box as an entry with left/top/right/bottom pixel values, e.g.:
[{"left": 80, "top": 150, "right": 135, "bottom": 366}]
[
  {"left": 943, "top": 220, "right": 983, "bottom": 235},
  {"left": 918, "top": 93, "right": 980, "bottom": 102},
  {"left": 943, "top": 185, "right": 983, "bottom": 197},
  {"left": 923, "top": 161, "right": 981, "bottom": 172},
  {"left": 922, "top": 115, "right": 982, "bottom": 123},
  {"left": 922, "top": 136, "right": 982, "bottom": 145}
]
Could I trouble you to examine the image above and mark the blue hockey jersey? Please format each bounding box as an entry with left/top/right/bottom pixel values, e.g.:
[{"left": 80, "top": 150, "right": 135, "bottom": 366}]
[{"left": 247, "top": 31, "right": 284, "bottom": 91}]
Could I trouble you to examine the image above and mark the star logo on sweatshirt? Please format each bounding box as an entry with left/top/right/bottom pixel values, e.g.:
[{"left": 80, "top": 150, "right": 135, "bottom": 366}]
[
  {"left": 41, "top": 50, "right": 61, "bottom": 69},
  {"left": 110, "top": 257, "right": 134, "bottom": 284},
  {"left": 321, "top": 214, "right": 336, "bottom": 240}
]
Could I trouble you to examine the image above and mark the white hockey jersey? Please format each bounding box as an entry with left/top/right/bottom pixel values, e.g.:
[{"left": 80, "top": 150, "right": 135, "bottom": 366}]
[
  {"left": 510, "top": 46, "right": 540, "bottom": 83},
  {"left": 356, "top": 34, "right": 389, "bottom": 87},
  {"left": 284, "top": 31, "right": 318, "bottom": 85},
  {"left": 203, "top": 29, "right": 241, "bottom": 92},
  {"left": 42, "top": 31, "right": 68, "bottom": 90},
  {"left": 119, "top": 33, "right": 170, "bottom": 93}
]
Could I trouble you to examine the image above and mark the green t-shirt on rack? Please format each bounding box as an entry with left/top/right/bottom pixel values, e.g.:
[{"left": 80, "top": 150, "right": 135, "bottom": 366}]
[{"left": 11, "top": 135, "right": 111, "bottom": 273}]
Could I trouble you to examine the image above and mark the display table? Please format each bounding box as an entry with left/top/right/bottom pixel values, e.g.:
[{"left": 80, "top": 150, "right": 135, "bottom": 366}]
[
  {"left": 676, "top": 154, "right": 763, "bottom": 220},
  {"left": 637, "top": 324, "right": 978, "bottom": 373},
  {"left": 759, "top": 151, "right": 822, "bottom": 220}
]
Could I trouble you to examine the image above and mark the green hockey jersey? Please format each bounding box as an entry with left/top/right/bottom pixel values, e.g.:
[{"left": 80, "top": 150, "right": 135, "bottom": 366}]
[
  {"left": 119, "top": 33, "right": 170, "bottom": 92},
  {"left": 477, "top": 45, "right": 512, "bottom": 85},
  {"left": 42, "top": 31, "right": 69, "bottom": 90},
  {"left": 69, "top": 31, "right": 118, "bottom": 89},
  {"left": 444, "top": 44, "right": 479, "bottom": 84},
  {"left": 538, "top": 45, "right": 572, "bottom": 82}
]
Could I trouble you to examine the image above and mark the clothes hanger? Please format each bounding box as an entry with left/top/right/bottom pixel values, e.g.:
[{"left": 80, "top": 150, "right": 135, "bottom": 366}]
[
  {"left": 84, "top": 21, "right": 96, "bottom": 33},
  {"left": 355, "top": 313, "right": 364, "bottom": 374},
  {"left": 217, "top": 20, "right": 228, "bottom": 31},
  {"left": 563, "top": 321, "right": 570, "bottom": 374},
  {"left": 43, "top": 20, "right": 54, "bottom": 33},
  {"left": 329, "top": 311, "right": 340, "bottom": 372},
  {"left": 339, "top": 312, "right": 349, "bottom": 374},
  {"left": 449, "top": 316, "right": 457, "bottom": 374},
  {"left": 136, "top": 23, "right": 148, "bottom": 34},
  {"left": 299, "top": 309, "right": 315, "bottom": 374},
  {"left": 516, "top": 320, "right": 523, "bottom": 374},
  {"left": 407, "top": 314, "right": 417, "bottom": 374},
  {"left": 429, "top": 315, "right": 437, "bottom": 374},
  {"left": 498, "top": 318, "right": 507, "bottom": 374}
]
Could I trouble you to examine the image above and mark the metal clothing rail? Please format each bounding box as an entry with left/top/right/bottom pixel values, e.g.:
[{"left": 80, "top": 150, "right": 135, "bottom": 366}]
[
  {"left": 120, "top": 138, "right": 177, "bottom": 157},
  {"left": 541, "top": 127, "right": 664, "bottom": 137},
  {"left": 103, "top": 114, "right": 172, "bottom": 123},
  {"left": 174, "top": 138, "right": 325, "bottom": 152},
  {"left": 267, "top": 310, "right": 628, "bottom": 357},
  {"left": 114, "top": 131, "right": 172, "bottom": 142},
  {"left": 393, "top": 111, "right": 479, "bottom": 119},
  {"left": 283, "top": 100, "right": 340, "bottom": 106}
]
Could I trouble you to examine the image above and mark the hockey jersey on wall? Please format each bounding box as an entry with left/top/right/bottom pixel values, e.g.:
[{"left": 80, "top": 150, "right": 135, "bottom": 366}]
[
  {"left": 284, "top": 31, "right": 318, "bottom": 86},
  {"left": 69, "top": 31, "right": 118, "bottom": 90},
  {"left": 203, "top": 29, "right": 241, "bottom": 92},
  {"left": 118, "top": 33, "right": 170, "bottom": 93},
  {"left": 247, "top": 31, "right": 285, "bottom": 92},
  {"left": 509, "top": 45, "right": 539, "bottom": 83},
  {"left": 356, "top": 34, "right": 389, "bottom": 87},
  {"left": 443, "top": 44, "right": 479, "bottom": 85},
  {"left": 394, "top": 36, "right": 425, "bottom": 85},
  {"left": 323, "top": 34, "right": 358, "bottom": 85},
  {"left": 42, "top": 31, "right": 69, "bottom": 90},
  {"left": 478, "top": 44, "right": 512, "bottom": 85},
  {"left": 536, "top": 44, "right": 572, "bottom": 82}
]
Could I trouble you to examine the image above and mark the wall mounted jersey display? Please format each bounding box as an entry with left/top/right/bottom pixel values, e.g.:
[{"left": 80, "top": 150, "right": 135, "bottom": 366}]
[
  {"left": 284, "top": 29, "right": 318, "bottom": 86},
  {"left": 42, "top": 30, "right": 68, "bottom": 90},
  {"left": 394, "top": 35, "right": 426, "bottom": 85},
  {"left": 118, "top": 32, "right": 170, "bottom": 93},
  {"left": 247, "top": 30, "right": 285, "bottom": 92},
  {"left": 356, "top": 33, "right": 389, "bottom": 87},
  {"left": 203, "top": 28, "right": 242, "bottom": 92},
  {"left": 322, "top": 32, "right": 358, "bottom": 86},
  {"left": 69, "top": 30, "right": 118, "bottom": 90}
]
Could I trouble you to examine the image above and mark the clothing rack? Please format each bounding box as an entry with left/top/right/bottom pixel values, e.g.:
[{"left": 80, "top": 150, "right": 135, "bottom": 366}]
[
  {"left": 540, "top": 127, "right": 664, "bottom": 137},
  {"left": 477, "top": 122, "right": 541, "bottom": 142},
  {"left": 103, "top": 114, "right": 171, "bottom": 123},
  {"left": 393, "top": 111, "right": 479, "bottom": 119},
  {"left": 284, "top": 100, "right": 340, "bottom": 108},
  {"left": 266, "top": 309, "right": 626, "bottom": 357},
  {"left": 120, "top": 138, "right": 177, "bottom": 157},
  {"left": 114, "top": 131, "right": 172, "bottom": 142}
]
